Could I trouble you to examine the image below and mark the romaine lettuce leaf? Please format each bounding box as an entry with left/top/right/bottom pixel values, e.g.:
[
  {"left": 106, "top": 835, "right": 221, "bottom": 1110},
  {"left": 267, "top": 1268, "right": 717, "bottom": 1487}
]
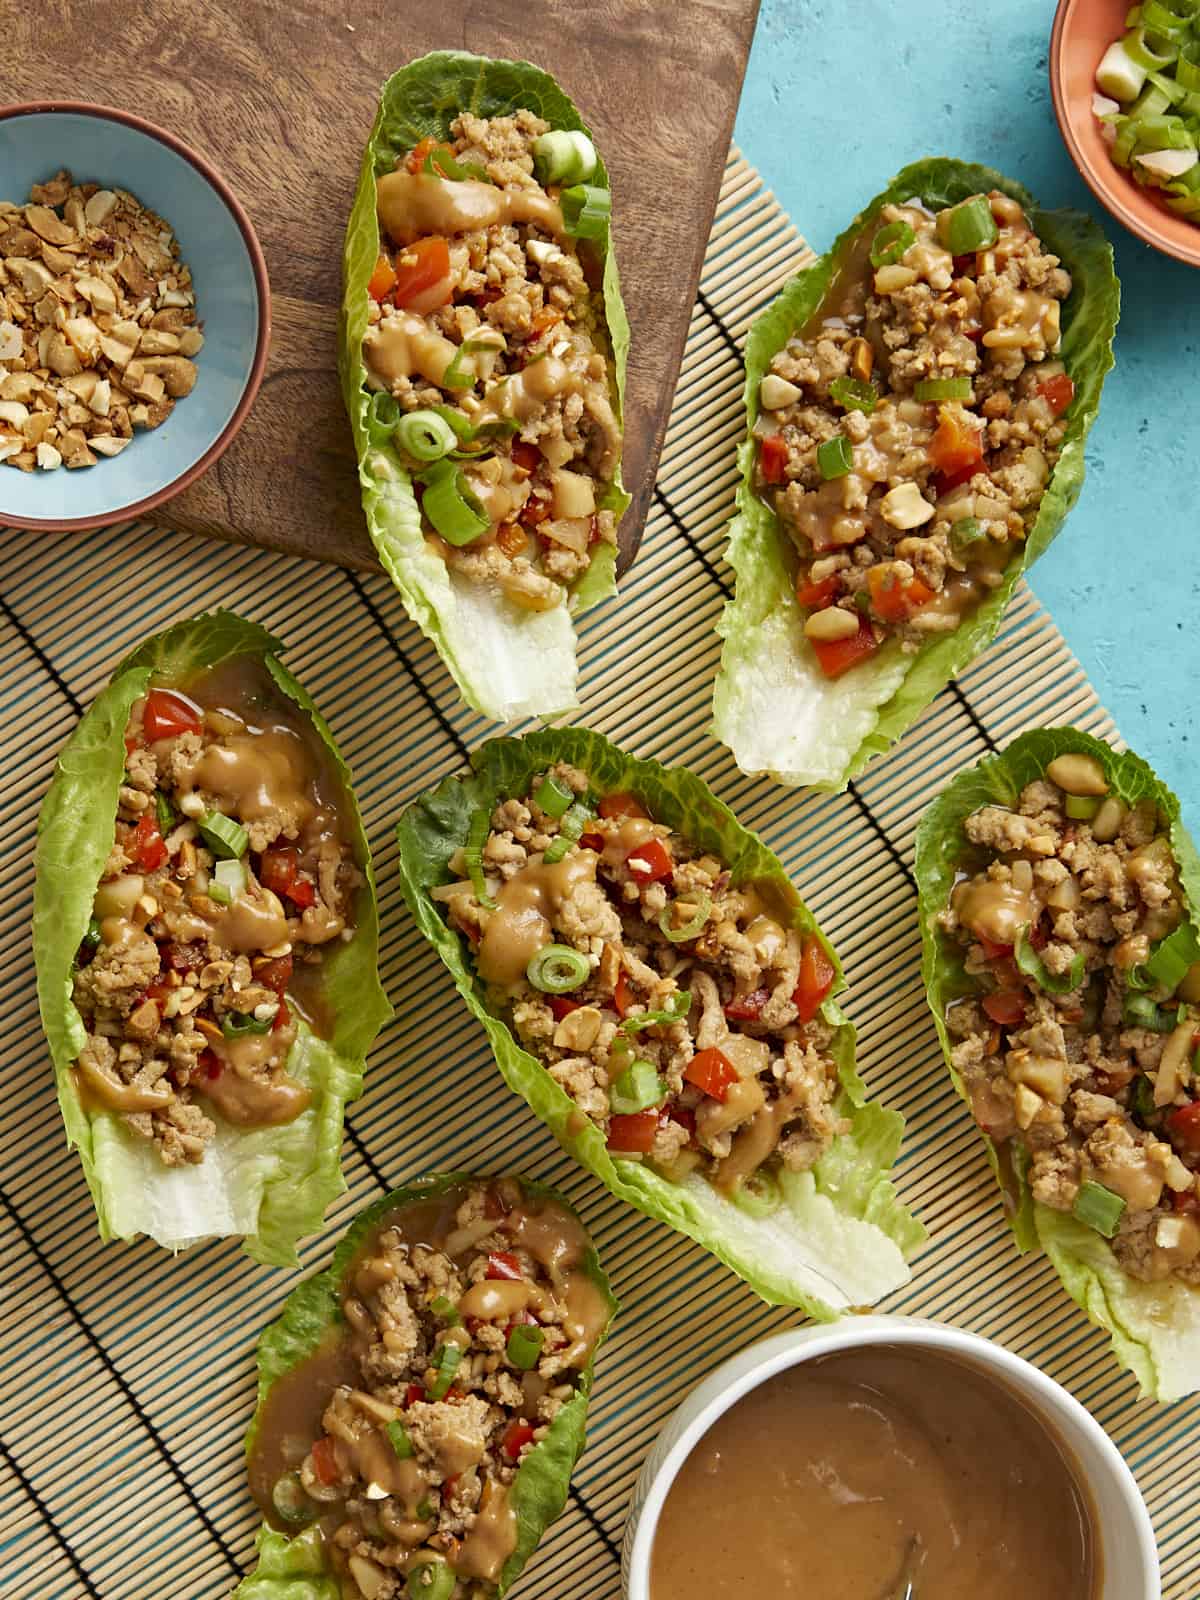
[
  {"left": 395, "top": 728, "right": 924, "bottom": 1318},
  {"left": 33, "top": 611, "right": 391, "bottom": 1268},
  {"left": 340, "top": 51, "right": 630, "bottom": 722},
  {"left": 915, "top": 726, "right": 1200, "bottom": 1399},
  {"left": 235, "top": 1171, "right": 616, "bottom": 1597},
  {"left": 711, "top": 159, "right": 1120, "bottom": 791}
]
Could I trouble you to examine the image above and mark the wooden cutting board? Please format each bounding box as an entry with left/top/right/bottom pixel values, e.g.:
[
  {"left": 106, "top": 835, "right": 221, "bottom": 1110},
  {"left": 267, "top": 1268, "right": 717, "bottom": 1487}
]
[{"left": 3, "top": 0, "right": 760, "bottom": 574}]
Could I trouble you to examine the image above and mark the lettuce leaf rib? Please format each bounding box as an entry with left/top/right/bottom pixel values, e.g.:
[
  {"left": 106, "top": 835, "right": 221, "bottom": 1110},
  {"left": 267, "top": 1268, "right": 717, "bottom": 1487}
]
[
  {"left": 33, "top": 610, "right": 392, "bottom": 1267},
  {"left": 711, "top": 159, "right": 1120, "bottom": 791},
  {"left": 340, "top": 51, "right": 630, "bottom": 723},
  {"left": 395, "top": 727, "right": 925, "bottom": 1319},
  {"left": 915, "top": 726, "right": 1200, "bottom": 1400}
]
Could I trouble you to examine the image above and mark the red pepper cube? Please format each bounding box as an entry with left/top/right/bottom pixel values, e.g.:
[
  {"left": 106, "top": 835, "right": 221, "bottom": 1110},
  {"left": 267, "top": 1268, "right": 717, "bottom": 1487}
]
[
  {"left": 598, "top": 791, "right": 647, "bottom": 821},
  {"left": 311, "top": 1436, "right": 340, "bottom": 1486},
  {"left": 683, "top": 1047, "right": 739, "bottom": 1102},
  {"left": 809, "top": 614, "right": 879, "bottom": 680},
  {"left": 142, "top": 688, "right": 202, "bottom": 742},
  {"left": 792, "top": 935, "right": 835, "bottom": 1022},
  {"left": 548, "top": 997, "right": 579, "bottom": 1022},
  {"left": 725, "top": 987, "right": 768, "bottom": 1022},
  {"left": 982, "top": 990, "right": 1025, "bottom": 1027},
  {"left": 606, "top": 1110, "right": 660, "bottom": 1153},
  {"left": 626, "top": 837, "right": 672, "bottom": 885},
  {"left": 131, "top": 813, "right": 168, "bottom": 872},
  {"left": 486, "top": 1250, "right": 523, "bottom": 1282},
  {"left": 759, "top": 433, "right": 789, "bottom": 485},
  {"left": 501, "top": 1419, "right": 536, "bottom": 1462}
]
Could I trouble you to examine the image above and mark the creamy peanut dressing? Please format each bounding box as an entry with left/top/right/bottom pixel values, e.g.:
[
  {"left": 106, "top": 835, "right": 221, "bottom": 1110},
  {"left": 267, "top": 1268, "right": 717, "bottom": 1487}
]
[
  {"left": 477, "top": 851, "right": 598, "bottom": 989},
  {"left": 376, "top": 170, "right": 565, "bottom": 245},
  {"left": 952, "top": 875, "right": 1037, "bottom": 946},
  {"left": 650, "top": 1346, "right": 1099, "bottom": 1600},
  {"left": 247, "top": 1182, "right": 605, "bottom": 1593}
]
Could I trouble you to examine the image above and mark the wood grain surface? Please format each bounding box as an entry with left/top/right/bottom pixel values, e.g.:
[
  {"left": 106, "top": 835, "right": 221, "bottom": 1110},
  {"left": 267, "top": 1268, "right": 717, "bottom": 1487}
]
[{"left": 2, "top": 0, "right": 760, "bottom": 574}]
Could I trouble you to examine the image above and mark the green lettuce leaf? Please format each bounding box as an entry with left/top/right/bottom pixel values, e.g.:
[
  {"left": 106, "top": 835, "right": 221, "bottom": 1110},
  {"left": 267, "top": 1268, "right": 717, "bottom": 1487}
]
[
  {"left": 915, "top": 726, "right": 1200, "bottom": 1400},
  {"left": 236, "top": 1171, "right": 616, "bottom": 1597},
  {"left": 395, "top": 729, "right": 924, "bottom": 1318},
  {"left": 340, "top": 51, "right": 630, "bottom": 722},
  {"left": 33, "top": 611, "right": 391, "bottom": 1267},
  {"left": 711, "top": 159, "right": 1120, "bottom": 791}
]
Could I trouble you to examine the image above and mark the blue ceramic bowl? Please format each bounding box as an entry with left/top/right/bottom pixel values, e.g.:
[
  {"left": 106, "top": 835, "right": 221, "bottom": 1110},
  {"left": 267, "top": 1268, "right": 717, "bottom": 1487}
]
[{"left": 0, "top": 101, "right": 270, "bottom": 530}]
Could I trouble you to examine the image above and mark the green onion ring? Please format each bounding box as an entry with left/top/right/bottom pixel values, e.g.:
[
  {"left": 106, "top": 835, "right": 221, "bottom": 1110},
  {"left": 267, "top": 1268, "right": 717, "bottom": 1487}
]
[
  {"left": 271, "top": 1471, "right": 313, "bottom": 1525},
  {"left": 914, "top": 376, "right": 973, "bottom": 401},
  {"left": 620, "top": 989, "right": 693, "bottom": 1032},
  {"left": 936, "top": 194, "right": 1000, "bottom": 255},
  {"left": 395, "top": 408, "right": 457, "bottom": 462},
  {"left": 533, "top": 129, "right": 597, "bottom": 186},
  {"left": 659, "top": 892, "right": 712, "bottom": 943},
  {"left": 869, "top": 220, "right": 915, "bottom": 267},
  {"left": 465, "top": 808, "right": 497, "bottom": 911},
  {"left": 1147, "top": 924, "right": 1200, "bottom": 989},
  {"left": 533, "top": 773, "right": 574, "bottom": 819},
  {"left": 407, "top": 1560, "right": 455, "bottom": 1600},
  {"left": 828, "top": 375, "right": 878, "bottom": 414},
  {"left": 1071, "top": 1179, "right": 1126, "bottom": 1238},
  {"left": 542, "top": 800, "right": 594, "bottom": 864},
  {"left": 1015, "top": 925, "right": 1086, "bottom": 994},
  {"left": 428, "top": 1339, "right": 463, "bottom": 1400},
  {"left": 526, "top": 944, "right": 591, "bottom": 993},
  {"left": 561, "top": 183, "right": 611, "bottom": 240},
  {"left": 505, "top": 1322, "right": 546, "bottom": 1370},
  {"left": 422, "top": 146, "right": 492, "bottom": 183},
  {"left": 442, "top": 336, "right": 504, "bottom": 391},
  {"left": 418, "top": 459, "right": 490, "bottom": 546},
  {"left": 816, "top": 435, "right": 853, "bottom": 480},
  {"left": 198, "top": 810, "right": 248, "bottom": 860},
  {"left": 732, "top": 1166, "right": 783, "bottom": 1219}
]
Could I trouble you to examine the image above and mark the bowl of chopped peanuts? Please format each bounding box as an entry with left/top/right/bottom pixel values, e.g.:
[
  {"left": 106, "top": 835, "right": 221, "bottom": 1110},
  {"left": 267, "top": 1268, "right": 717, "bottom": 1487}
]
[{"left": 0, "top": 101, "right": 270, "bottom": 530}]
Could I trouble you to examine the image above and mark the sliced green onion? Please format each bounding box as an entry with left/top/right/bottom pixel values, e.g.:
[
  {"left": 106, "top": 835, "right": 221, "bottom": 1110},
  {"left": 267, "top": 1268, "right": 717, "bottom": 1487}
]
[
  {"left": 415, "top": 1499, "right": 434, "bottom": 1523},
  {"left": 429, "top": 1294, "right": 461, "bottom": 1326},
  {"left": 198, "top": 810, "right": 248, "bottom": 859},
  {"left": 222, "top": 1010, "right": 273, "bottom": 1038},
  {"left": 533, "top": 129, "right": 597, "bottom": 186},
  {"left": 1065, "top": 794, "right": 1103, "bottom": 820},
  {"left": 505, "top": 1322, "right": 546, "bottom": 1371},
  {"left": 816, "top": 435, "right": 853, "bottom": 480},
  {"left": 936, "top": 195, "right": 1000, "bottom": 254},
  {"left": 949, "top": 516, "right": 987, "bottom": 558},
  {"left": 271, "top": 1471, "right": 313, "bottom": 1525},
  {"left": 83, "top": 916, "right": 102, "bottom": 949},
  {"left": 1147, "top": 924, "right": 1200, "bottom": 990},
  {"left": 1126, "top": 961, "right": 1156, "bottom": 992},
  {"left": 1177, "top": 43, "right": 1200, "bottom": 88},
  {"left": 211, "top": 859, "right": 246, "bottom": 906},
  {"left": 914, "top": 376, "right": 973, "bottom": 401},
  {"left": 418, "top": 459, "right": 490, "bottom": 546},
  {"left": 1125, "top": 23, "right": 1178, "bottom": 70},
  {"left": 1072, "top": 1180, "right": 1126, "bottom": 1238},
  {"left": 561, "top": 183, "right": 611, "bottom": 239},
  {"left": 1098, "top": 38, "right": 1150, "bottom": 99},
  {"left": 659, "top": 892, "right": 712, "bottom": 943},
  {"left": 155, "top": 791, "right": 175, "bottom": 833},
  {"left": 828, "top": 375, "right": 877, "bottom": 414},
  {"left": 1015, "top": 926, "right": 1086, "bottom": 993},
  {"left": 869, "top": 219, "right": 915, "bottom": 267},
  {"left": 609, "top": 1058, "right": 666, "bottom": 1115},
  {"left": 386, "top": 1420, "right": 414, "bottom": 1459},
  {"left": 1129, "top": 1074, "right": 1158, "bottom": 1122},
  {"left": 542, "top": 800, "right": 594, "bottom": 864},
  {"left": 1123, "top": 992, "right": 1177, "bottom": 1030},
  {"left": 620, "top": 990, "right": 692, "bottom": 1033},
  {"left": 396, "top": 408, "right": 457, "bottom": 462},
  {"left": 527, "top": 944, "right": 590, "bottom": 993},
  {"left": 422, "top": 145, "right": 490, "bottom": 183},
  {"left": 428, "top": 1339, "right": 463, "bottom": 1399},
  {"left": 407, "top": 1558, "right": 456, "bottom": 1600},
  {"left": 733, "top": 1166, "right": 782, "bottom": 1219},
  {"left": 442, "top": 335, "right": 502, "bottom": 391},
  {"left": 533, "top": 773, "right": 574, "bottom": 818},
  {"left": 1142, "top": 0, "right": 1192, "bottom": 37},
  {"left": 465, "top": 808, "right": 496, "bottom": 911},
  {"left": 366, "top": 388, "right": 402, "bottom": 445},
  {"left": 1131, "top": 80, "right": 1175, "bottom": 116}
]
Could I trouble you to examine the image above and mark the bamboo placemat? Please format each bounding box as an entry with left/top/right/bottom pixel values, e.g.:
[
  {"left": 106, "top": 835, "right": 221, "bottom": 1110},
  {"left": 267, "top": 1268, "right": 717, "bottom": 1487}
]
[{"left": 2, "top": 151, "right": 1195, "bottom": 1600}]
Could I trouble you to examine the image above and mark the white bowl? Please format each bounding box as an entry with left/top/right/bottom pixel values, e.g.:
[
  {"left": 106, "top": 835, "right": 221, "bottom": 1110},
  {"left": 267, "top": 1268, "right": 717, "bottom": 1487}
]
[{"left": 622, "top": 1314, "right": 1159, "bottom": 1600}]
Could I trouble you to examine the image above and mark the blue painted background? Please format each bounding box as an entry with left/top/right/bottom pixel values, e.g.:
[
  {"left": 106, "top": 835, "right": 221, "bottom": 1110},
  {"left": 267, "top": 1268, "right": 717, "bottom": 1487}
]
[{"left": 735, "top": 0, "right": 1197, "bottom": 800}]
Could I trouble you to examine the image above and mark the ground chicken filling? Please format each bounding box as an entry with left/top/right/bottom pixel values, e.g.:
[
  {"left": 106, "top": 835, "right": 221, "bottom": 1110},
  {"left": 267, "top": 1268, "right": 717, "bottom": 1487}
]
[
  {"left": 755, "top": 189, "right": 1075, "bottom": 676},
  {"left": 438, "top": 765, "right": 849, "bottom": 1196},
  {"left": 363, "top": 111, "right": 621, "bottom": 615},
  {"left": 248, "top": 1179, "right": 609, "bottom": 1600},
  {"left": 71, "top": 661, "right": 360, "bottom": 1166},
  {"left": 939, "top": 750, "right": 1200, "bottom": 1285}
]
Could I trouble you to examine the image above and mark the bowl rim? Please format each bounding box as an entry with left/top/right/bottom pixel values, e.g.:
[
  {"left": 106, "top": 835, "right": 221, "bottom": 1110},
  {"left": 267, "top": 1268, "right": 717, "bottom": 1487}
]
[
  {"left": 1050, "top": 0, "right": 1200, "bottom": 268},
  {"left": 0, "top": 98, "right": 271, "bottom": 531},
  {"left": 622, "top": 1313, "right": 1160, "bottom": 1600}
]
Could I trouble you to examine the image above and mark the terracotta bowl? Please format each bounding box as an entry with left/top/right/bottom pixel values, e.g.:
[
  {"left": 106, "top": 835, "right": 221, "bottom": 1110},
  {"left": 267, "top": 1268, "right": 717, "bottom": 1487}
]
[
  {"left": 0, "top": 101, "right": 270, "bottom": 531},
  {"left": 1051, "top": 0, "right": 1200, "bottom": 266}
]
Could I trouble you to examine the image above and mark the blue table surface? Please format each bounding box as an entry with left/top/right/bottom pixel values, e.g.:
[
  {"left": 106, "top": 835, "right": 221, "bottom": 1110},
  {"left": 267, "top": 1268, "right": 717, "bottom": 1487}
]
[{"left": 736, "top": 0, "right": 1196, "bottom": 804}]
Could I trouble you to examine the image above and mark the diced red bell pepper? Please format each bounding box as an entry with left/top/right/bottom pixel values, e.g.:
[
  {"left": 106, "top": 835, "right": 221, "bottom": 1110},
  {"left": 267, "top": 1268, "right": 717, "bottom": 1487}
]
[
  {"left": 391, "top": 235, "right": 453, "bottom": 314},
  {"left": 982, "top": 990, "right": 1025, "bottom": 1027},
  {"left": 1172, "top": 1187, "right": 1200, "bottom": 1215},
  {"left": 486, "top": 1250, "right": 523, "bottom": 1282},
  {"left": 606, "top": 1110, "right": 660, "bottom": 1152},
  {"left": 311, "top": 1436, "right": 339, "bottom": 1486},
  {"left": 259, "top": 847, "right": 299, "bottom": 897},
  {"left": 272, "top": 999, "right": 291, "bottom": 1032},
  {"left": 810, "top": 613, "right": 879, "bottom": 679},
  {"left": 404, "top": 1383, "right": 426, "bottom": 1407},
  {"left": 483, "top": 1183, "right": 513, "bottom": 1221},
  {"left": 796, "top": 573, "right": 840, "bottom": 610},
  {"left": 626, "top": 837, "right": 673, "bottom": 885},
  {"left": 501, "top": 1419, "right": 536, "bottom": 1462},
  {"left": 579, "top": 831, "right": 605, "bottom": 852},
  {"left": 521, "top": 495, "right": 551, "bottom": 529},
  {"left": 760, "top": 433, "right": 789, "bottom": 485},
  {"left": 793, "top": 935, "right": 835, "bottom": 1022},
  {"left": 199, "top": 1049, "right": 222, "bottom": 1081},
  {"left": 1167, "top": 1103, "right": 1200, "bottom": 1162},
  {"left": 124, "top": 735, "right": 138, "bottom": 756},
  {"left": 255, "top": 954, "right": 294, "bottom": 994},
  {"left": 662, "top": 1104, "right": 696, "bottom": 1140},
  {"left": 161, "top": 941, "right": 204, "bottom": 973},
  {"left": 1038, "top": 373, "right": 1075, "bottom": 417},
  {"left": 511, "top": 441, "right": 541, "bottom": 476},
  {"left": 684, "top": 1047, "right": 739, "bottom": 1102},
  {"left": 405, "top": 136, "right": 440, "bottom": 173},
  {"left": 548, "top": 997, "right": 579, "bottom": 1022},
  {"left": 598, "top": 791, "right": 647, "bottom": 821},
  {"left": 977, "top": 934, "right": 1013, "bottom": 962},
  {"left": 367, "top": 252, "right": 397, "bottom": 302},
  {"left": 443, "top": 1473, "right": 462, "bottom": 1499},
  {"left": 867, "top": 567, "right": 934, "bottom": 622},
  {"left": 142, "top": 688, "right": 202, "bottom": 742},
  {"left": 613, "top": 972, "right": 633, "bottom": 1018},
  {"left": 528, "top": 307, "right": 563, "bottom": 343},
  {"left": 287, "top": 878, "right": 316, "bottom": 909},
  {"left": 130, "top": 813, "right": 168, "bottom": 872},
  {"left": 929, "top": 412, "right": 984, "bottom": 479},
  {"left": 725, "top": 987, "right": 768, "bottom": 1022}
]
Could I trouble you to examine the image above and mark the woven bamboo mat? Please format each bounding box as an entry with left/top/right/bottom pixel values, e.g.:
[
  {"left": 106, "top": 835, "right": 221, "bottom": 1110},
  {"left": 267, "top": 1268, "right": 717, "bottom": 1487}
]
[{"left": 2, "top": 150, "right": 1196, "bottom": 1600}]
